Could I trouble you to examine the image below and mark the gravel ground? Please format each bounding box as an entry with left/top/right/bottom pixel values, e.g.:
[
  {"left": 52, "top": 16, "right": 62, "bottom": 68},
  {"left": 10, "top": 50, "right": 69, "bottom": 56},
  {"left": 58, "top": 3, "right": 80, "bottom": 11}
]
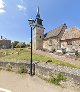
[{"left": 0, "top": 70, "right": 79, "bottom": 92}]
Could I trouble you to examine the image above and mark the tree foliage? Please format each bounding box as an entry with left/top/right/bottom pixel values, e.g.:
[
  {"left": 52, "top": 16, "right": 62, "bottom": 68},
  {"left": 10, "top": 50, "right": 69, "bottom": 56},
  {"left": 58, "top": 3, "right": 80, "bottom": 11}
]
[
  {"left": 11, "top": 41, "right": 26, "bottom": 48},
  {"left": 16, "top": 42, "right": 26, "bottom": 48},
  {"left": 11, "top": 41, "right": 19, "bottom": 48}
]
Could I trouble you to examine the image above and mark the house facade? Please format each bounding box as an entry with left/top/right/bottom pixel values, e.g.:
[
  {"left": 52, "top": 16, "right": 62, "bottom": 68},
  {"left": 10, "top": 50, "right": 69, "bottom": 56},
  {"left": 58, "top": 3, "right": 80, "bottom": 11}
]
[
  {"left": 0, "top": 36, "right": 11, "bottom": 49},
  {"left": 61, "top": 27, "right": 80, "bottom": 51},
  {"left": 43, "top": 24, "right": 67, "bottom": 50}
]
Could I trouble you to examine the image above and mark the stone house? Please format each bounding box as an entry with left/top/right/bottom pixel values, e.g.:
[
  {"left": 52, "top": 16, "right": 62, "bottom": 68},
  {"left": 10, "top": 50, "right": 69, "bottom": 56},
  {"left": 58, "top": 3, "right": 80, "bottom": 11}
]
[
  {"left": 0, "top": 36, "right": 11, "bottom": 49},
  {"left": 43, "top": 26, "right": 80, "bottom": 51},
  {"left": 61, "top": 27, "right": 80, "bottom": 51},
  {"left": 43, "top": 24, "right": 67, "bottom": 50}
]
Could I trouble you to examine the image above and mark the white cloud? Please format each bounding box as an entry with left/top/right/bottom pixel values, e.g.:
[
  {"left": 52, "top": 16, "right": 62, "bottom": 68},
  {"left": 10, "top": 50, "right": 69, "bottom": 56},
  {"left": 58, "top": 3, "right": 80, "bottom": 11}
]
[
  {"left": 0, "top": 9, "right": 5, "bottom": 13},
  {"left": 17, "top": 4, "right": 26, "bottom": 11},
  {"left": 0, "top": 0, "right": 5, "bottom": 14},
  {"left": 17, "top": 0, "right": 27, "bottom": 14},
  {"left": 0, "top": 0, "right": 4, "bottom": 8}
]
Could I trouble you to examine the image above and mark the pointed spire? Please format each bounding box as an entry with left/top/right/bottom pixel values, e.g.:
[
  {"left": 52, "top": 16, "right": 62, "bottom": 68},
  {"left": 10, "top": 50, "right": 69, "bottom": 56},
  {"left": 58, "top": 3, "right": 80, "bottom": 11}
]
[
  {"left": 36, "top": 6, "right": 40, "bottom": 18},
  {"left": 37, "top": 6, "right": 39, "bottom": 14}
]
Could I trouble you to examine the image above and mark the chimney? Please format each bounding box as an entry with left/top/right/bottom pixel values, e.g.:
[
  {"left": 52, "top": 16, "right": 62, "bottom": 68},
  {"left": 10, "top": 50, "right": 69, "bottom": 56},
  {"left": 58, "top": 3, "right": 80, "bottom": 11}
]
[{"left": 1, "top": 36, "right": 3, "bottom": 39}]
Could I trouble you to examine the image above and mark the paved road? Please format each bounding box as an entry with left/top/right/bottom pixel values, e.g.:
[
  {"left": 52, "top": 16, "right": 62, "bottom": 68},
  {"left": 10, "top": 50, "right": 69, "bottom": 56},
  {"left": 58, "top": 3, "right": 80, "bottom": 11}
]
[{"left": 0, "top": 70, "right": 79, "bottom": 92}]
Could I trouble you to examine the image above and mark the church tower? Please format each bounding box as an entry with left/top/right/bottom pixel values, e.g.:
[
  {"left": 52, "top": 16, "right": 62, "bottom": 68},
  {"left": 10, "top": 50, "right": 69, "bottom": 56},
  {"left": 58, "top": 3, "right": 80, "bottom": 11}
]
[{"left": 33, "top": 7, "right": 44, "bottom": 50}]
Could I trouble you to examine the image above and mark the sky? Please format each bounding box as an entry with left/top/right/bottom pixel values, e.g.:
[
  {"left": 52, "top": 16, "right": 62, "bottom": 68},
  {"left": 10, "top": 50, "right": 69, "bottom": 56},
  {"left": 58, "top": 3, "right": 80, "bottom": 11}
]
[{"left": 0, "top": 0, "right": 80, "bottom": 43}]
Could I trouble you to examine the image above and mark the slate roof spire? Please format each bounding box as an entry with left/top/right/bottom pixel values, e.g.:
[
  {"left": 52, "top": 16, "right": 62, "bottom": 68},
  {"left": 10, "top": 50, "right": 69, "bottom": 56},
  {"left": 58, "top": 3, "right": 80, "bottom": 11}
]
[
  {"left": 35, "top": 6, "right": 43, "bottom": 26},
  {"left": 36, "top": 6, "right": 40, "bottom": 18}
]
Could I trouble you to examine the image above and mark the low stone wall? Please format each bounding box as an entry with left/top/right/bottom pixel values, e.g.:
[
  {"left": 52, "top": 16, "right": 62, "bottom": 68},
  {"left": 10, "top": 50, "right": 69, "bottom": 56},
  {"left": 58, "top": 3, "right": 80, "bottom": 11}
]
[
  {"left": 0, "top": 60, "right": 80, "bottom": 84},
  {"left": 35, "top": 62, "right": 80, "bottom": 84},
  {"left": 0, "top": 60, "right": 32, "bottom": 73}
]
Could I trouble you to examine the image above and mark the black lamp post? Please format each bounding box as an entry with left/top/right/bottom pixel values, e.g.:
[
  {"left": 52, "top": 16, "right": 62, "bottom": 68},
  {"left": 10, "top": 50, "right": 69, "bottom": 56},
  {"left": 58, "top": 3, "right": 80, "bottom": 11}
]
[{"left": 28, "top": 18, "right": 34, "bottom": 76}]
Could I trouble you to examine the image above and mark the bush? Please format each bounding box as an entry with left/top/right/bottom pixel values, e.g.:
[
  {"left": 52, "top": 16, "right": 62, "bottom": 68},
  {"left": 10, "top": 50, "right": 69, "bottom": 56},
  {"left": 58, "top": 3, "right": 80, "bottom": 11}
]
[
  {"left": 26, "top": 44, "right": 30, "bottom": 47},
  {"left": 11, "top": 41, "right": 19, "bottom": 48},
  {"left": 42, "top": 48, "right": 47, "bottom": 52},
  {"left": 49, "top": 48, "right": 55, "bottom": 53},
  {"left": 49, "top": 73, "right": 67, "bottom": 85},
  {"left": 52, "top": 49, "right": 56, "bottom": 52},
  {"left": 46, "top": 60, "right": 52, "bottom": 63},
  {"left": 62, "top": 48, "right": 66, "bottom": 54},
  {"left": 18, "top": 66, "right": 27, "bottom": 74},
  {"left": 0, "top": 67, "right": 2, "bottom": 71},
  {"left": 75, "top": 50, "right": 79, "bottom": 57},
  {"left": 20, "top": 48, "right": 24, "bottom": 51},
  {"left": 6, "top": 63, "right": 13, "bottom": 71},
  {"left": 16, "top": 42, "right": 26, "bottom": 48}
]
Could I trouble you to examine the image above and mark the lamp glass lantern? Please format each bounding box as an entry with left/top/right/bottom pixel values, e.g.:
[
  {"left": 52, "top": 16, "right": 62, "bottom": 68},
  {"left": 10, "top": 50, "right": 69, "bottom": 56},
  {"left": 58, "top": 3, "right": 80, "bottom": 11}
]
[{"left": 28, "top": 18, "right": 34, "bottom": 27}]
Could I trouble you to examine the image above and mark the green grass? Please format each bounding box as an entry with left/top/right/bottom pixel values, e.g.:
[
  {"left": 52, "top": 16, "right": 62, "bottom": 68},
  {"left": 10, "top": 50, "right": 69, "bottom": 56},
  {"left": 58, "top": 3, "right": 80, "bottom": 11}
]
[
  {"left": 18, "top": 66, "right": 28, "bottom": 74},
  {"left": 48, "top": 73, "right": 67, "bottom": 85},
  {"left": 6, "top": 63, "right": 13, "bottom": 71},
  {"left": 40, "top": 73, "right": 67, "bottom": 86},
  {"left": 0, "top": 49, "right": 51, "bottom": 61},
  {"left": 0, "top": 48, "right": 80, "bottom": 69}
]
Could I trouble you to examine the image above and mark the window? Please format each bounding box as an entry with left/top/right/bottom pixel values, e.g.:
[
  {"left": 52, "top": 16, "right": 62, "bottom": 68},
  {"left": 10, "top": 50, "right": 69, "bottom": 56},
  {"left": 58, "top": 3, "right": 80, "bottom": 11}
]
[
  {"left": 67, "top": 41, "right": 72, "bottom": 45},
  {"left": 40, "top": 36, "right": 41, "bottom": 38}
]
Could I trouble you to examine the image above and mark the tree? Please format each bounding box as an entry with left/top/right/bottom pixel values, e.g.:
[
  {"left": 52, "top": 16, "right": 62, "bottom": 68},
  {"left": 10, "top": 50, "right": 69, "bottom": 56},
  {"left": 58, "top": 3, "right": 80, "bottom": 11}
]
[
  {"left": 26, "top": 44, "right": 30, "bottom": 47},
  {"left": 21, "top": 42, "right": 26, "bottom": 48},
  {"left": 11, "top": 41, "right": 19, "bottom": 48},
  {"left": 16, "top": 42, "right": 26, "bottom": 48}
]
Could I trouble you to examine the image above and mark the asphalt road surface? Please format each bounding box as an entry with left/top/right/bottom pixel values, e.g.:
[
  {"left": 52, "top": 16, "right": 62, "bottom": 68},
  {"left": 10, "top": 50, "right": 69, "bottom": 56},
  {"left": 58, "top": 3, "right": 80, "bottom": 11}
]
[{"left": 0, "top": 70, "right": 79, "bottom": 92}]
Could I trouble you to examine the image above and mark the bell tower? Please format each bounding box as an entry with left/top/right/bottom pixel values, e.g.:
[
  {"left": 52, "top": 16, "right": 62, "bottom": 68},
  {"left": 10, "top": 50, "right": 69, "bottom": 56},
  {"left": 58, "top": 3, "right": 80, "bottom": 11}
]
[{"left": 33, "top": 7, "right": 44, "bottom": 50}]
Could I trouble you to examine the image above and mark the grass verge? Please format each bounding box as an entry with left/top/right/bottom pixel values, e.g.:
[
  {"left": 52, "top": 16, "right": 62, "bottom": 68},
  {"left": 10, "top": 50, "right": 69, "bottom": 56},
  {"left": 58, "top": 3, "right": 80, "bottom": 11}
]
[{"left": 0, "top": 48, "right": 80, "bottom": 69}]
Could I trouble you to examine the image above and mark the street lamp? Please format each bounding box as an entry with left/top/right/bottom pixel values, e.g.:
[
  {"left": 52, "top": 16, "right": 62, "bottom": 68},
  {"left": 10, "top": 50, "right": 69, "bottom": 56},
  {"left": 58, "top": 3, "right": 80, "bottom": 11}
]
[{"left": 28, "top": 18, "right": 34, "bottom": 76}]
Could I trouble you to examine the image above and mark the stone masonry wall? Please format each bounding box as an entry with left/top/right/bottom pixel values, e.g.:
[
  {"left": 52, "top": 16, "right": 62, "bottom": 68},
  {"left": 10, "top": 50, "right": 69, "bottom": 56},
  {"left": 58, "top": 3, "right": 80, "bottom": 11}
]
[
  {"left": 35, "top": 62, "right": 80, "bottom": 84},
  {"left": 0, "top": 60, "right": 80, "bottom": 84},
  {"left": 61, "top": 38, "right": 80, "bottom": 50},
  {"left": 33, "top": 26, "right": 44, "bottom": 50},
  {"left": 43, "top": 38, "right": 58, "bottom": 50},
  {"left": 0, "top": 40, "right": 11, "bottom": 49},
  {"left": 0, "top": 60, "right": 31, "bottom": 73}
]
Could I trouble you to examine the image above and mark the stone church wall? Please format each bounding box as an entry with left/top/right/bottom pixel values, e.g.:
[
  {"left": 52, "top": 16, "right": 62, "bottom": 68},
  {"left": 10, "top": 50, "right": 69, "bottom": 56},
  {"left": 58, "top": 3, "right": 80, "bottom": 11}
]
[
  {"left": 43, "top": 38, "right": 58, "bottom": 50},
  {"left": 33, "top": 26, "right": 44, "bottom": 50},
  {"left": 43, "top": 40, "right": 49, "bottom": 49},
  {"left": 43, "top": 26, "right": 66, "bottom": 50},
  {"left": 52, "top": 38, "right": 58, "bottom": 50}
]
